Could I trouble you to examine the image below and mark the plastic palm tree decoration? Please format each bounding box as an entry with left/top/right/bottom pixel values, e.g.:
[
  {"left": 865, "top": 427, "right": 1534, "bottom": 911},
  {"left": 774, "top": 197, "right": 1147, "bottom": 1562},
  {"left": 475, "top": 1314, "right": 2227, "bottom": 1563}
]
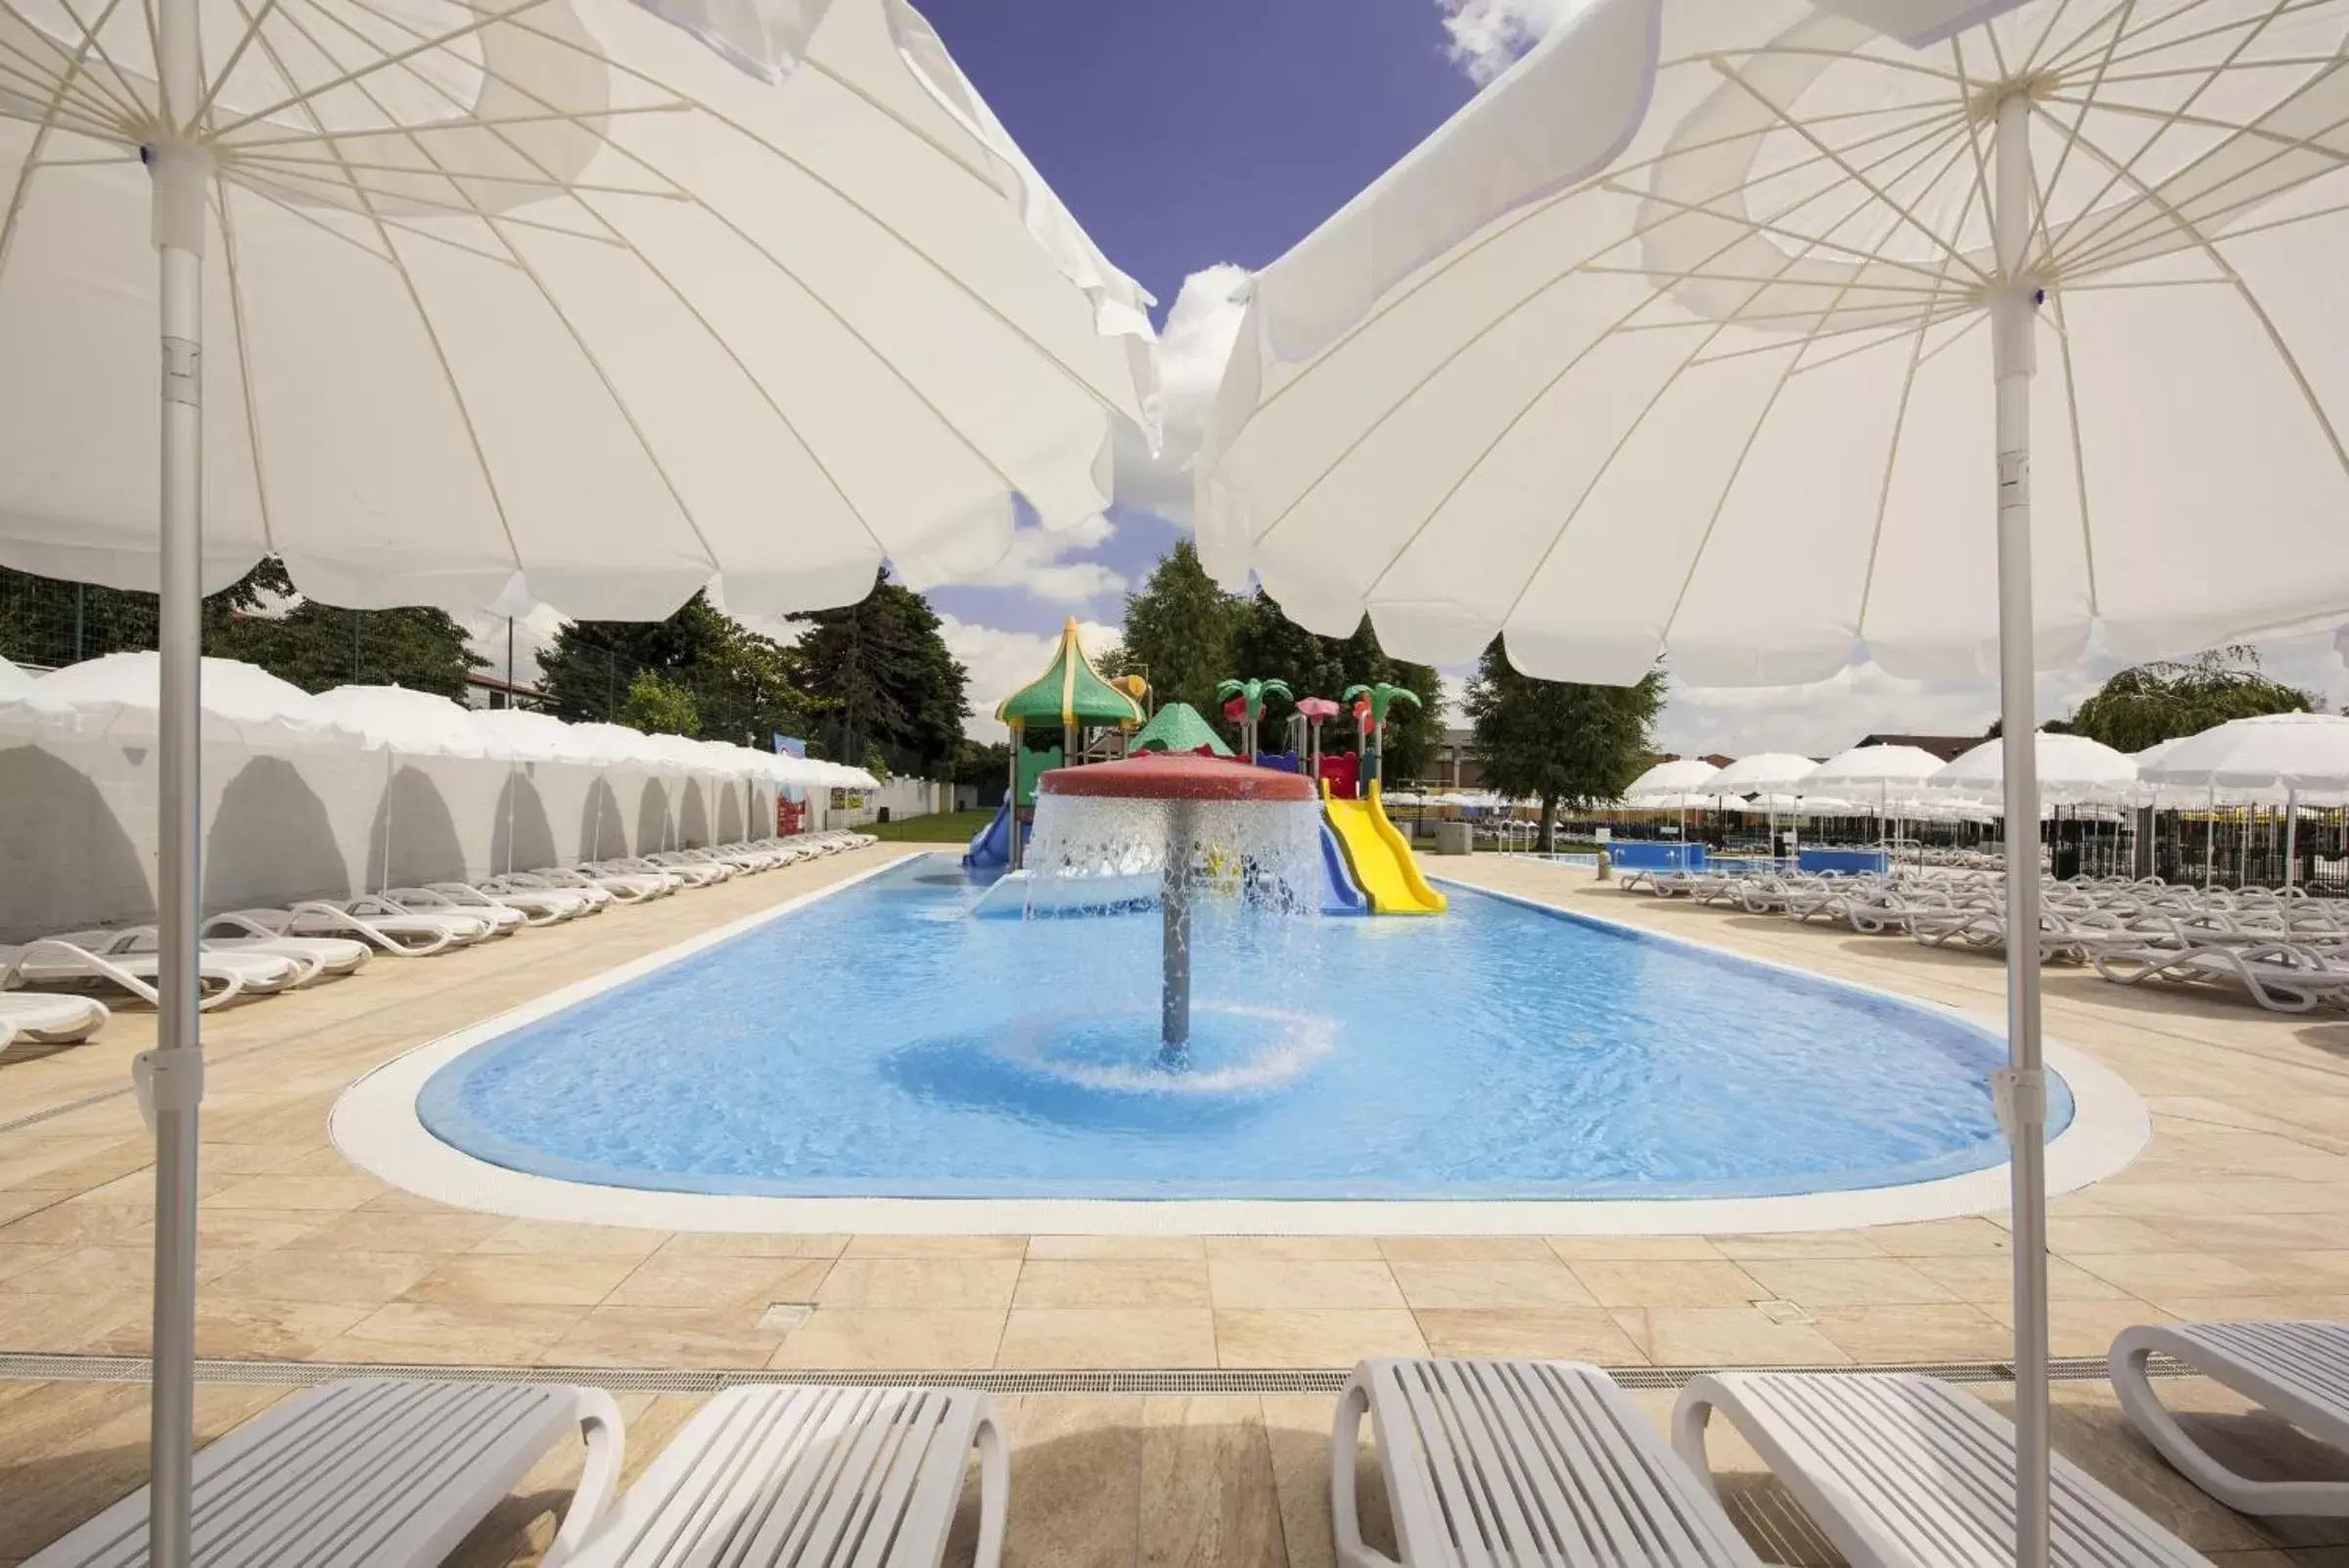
[
  {"left": 1216, "top": 677, "right": 1293, "bottom": 759},
  {"left": 1342, "top": 682, "right": 1421, "bottom": 786}
]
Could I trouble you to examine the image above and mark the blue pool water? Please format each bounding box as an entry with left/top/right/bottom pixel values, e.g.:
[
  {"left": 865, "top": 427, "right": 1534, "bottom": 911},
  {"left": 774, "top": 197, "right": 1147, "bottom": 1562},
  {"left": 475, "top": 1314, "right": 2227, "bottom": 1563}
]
[{"left": 419, "top": 856, "right": 2067, "bottom": 1201}]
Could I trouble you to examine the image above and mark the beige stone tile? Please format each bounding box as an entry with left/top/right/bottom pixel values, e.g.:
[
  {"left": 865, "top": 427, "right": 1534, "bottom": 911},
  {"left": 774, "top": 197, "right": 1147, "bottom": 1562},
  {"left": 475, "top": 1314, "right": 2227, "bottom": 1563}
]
[
  {"left": 1215, "top": 1310, "right": 1427, "bottom": 1368},
  {"left": 1264, "top": 1394, "right": 1348, "bottom": 1568},
  {"left": 1546, "top": 1235, "right": 1724, "bottom": 1262},
  {"left": 1138, "top": 1397, "right": 1285, "bottom": 1568},
  {"left": 1571, "top": 1260, "right": 1769, "bottom": 1309},
  {"left": 1711, "top": 1231, "right": 1887, "bottom": 1261},
  {"left": 0, "top": 1189, "right": 64, "bottom": 1227},
  {"left": 997, "top": 1309, "right": 1219, "bottom": 1369},
  {"left": 1609, "top": 1307, "right": 1850, "bottom": 1367},
  {"left": 0, "top": 1244, "right": 68, "bottom": 1286},
  {"left": 1025, "top": 1233, "right": 1205, "bottom": 1261},
  {"left": 2043, "top": 1216, "right": 2178, "bottom": 1254},
  {"left": 1861, "top": 1218, "right": 2014, "bottom": 1258},
  {"left": 206, "top": 1249, "right": 440, "bottom": 1307},
  {"left": 1808, "top": 1303, "right": 2014, "bottom": 1362},
  {"left": 991, "top": 1396, "right": 1143, "bottom": 1568},
  {"left": 1376, "top": 1236, "right": 1560, "bottom": 1264},
  {"left": 281, "top": 1209, "right": 509, "bottom": 1254},
  {"left": 403, "top": 1251, "right": 642, "bottom": 1308},
  {"left": 2070, "top": 1252, "right": 2280, "bottom": 1303},
  {"left": 2156, "top": 1295, "right": 2349, "bottom": 1323},
  {"left": 813, "top": 1258, "right": 1022, "bottom": 1311},
  {"left": 1014, "top": 1260, "right": 1211, "bottom": 1311},
  {"left": 540, "top": 1306, "right": 787, "bottom": 1368},
  {"left": 603, "top": 1254, "right": 831, "bottom": 1311},
  {"left": 89, "top": 1295, "right": 376, "bottom": 1360},
  {"left": 1414, "top": 1309, "right": 1647, "bottom": 1362},
  {"left": 316, "top": 1300, "right": 589, "bottom": 1362},
  {"left": 1208, "top": 1260, "right": 1404, "bottom": 1312},
  {"left": 1387, "top": 1259, "right": 1596, "bottom": 1312},
  {"left": 206, "top": 1174, "right": 384, "bottom": 1212},
  {"left": 1205, "top": 1235, "right": 1386, "bottom": 1262},
  {"left": 0, "top": 1201, "right": 151, "bottom": 1248},
  {"left": 842, "top": 1234, "right": 1029, "bottom": 1259},
  {"left": 1905, "top": 1254, "right": 2134, "bottom": 1304},
  {"left": 649, "top": 1230, "right": 849, "bottom": 1260},
  {"left": 1975, "top": 1296, "right": 2176, "bottom": 1357},
  {"left": 768, "top": 1309, "right": 1005, "bottom": 1369},
  {"left": 0, "top": 1289, "right": 143, "bottom": 1352},
  {"left": 469, "top": 1219, "right": 669, "bottom": 1259},
  {"left": 1739, "top": 1258, "right": 1961, "bottom": 1309}
]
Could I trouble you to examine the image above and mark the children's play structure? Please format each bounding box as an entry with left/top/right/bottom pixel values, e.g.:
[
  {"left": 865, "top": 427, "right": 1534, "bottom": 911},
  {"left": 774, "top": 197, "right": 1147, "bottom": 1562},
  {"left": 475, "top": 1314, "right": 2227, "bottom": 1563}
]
[{"left": 964, "top": 623, "right": 1444, "bottom": 915}]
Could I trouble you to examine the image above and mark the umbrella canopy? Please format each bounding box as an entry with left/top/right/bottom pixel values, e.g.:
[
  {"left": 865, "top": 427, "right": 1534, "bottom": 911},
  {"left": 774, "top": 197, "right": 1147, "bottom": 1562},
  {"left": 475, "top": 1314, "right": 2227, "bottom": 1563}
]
[
  {"left": 995, "top": 617, "right": 1146, "bottom": 732},
  {"left": 0, "top": 653, "right": 350, "bottom": 747},
  {"left": 1130, "top": 702, "right": 1234, "bottom": 757},
  {"left": 309, "top": 685, "right": 492, "bottom": 759},
  {"left": 2142, "top": 714, "right": 2349, "bottom": 801},
  {"left": 0, "top": 652, "right": 33, "bottom": 700},
  {"left": 1711, "top": 753, "right": 1818, "bottom": 796},
  {"left": 1802, "top": 744, "right": 1946, "bottom": 796},
  {"left": 468, "top": 707, "right": 602, "bottom": 766},
  {"left": 1932, "top": 734, "right": 2140, "bottom": 806},
  {"left": 1622, "top": 757, "right": 1721, "bottom": 802},
  {"left": 0, "top": 0, "right": 1154, "bottom": 618}
]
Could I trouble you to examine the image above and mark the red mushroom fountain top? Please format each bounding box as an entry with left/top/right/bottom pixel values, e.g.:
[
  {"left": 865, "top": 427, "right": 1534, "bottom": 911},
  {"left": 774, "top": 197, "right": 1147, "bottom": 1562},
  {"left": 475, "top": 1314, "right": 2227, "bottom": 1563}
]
[{"left": 1038, "top": 752, "right": 1314, "bottom": 803}]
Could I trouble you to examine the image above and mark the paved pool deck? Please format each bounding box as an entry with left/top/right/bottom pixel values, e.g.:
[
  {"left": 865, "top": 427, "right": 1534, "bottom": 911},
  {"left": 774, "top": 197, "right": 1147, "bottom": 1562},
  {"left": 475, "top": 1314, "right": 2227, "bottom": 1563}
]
[{"left": 5, "top": 846, "right": 2349, "bottom": 1564}]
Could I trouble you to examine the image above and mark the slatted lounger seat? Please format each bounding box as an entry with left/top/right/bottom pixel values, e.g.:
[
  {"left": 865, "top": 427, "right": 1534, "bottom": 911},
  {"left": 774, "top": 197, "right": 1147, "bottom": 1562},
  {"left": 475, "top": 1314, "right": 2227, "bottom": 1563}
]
[
  {"left": 2113, "top": 1320, "right": 2349, "bottom": 1517},
  {"left": 1333, "top": 1359, "right": 1765, "bottom": 1568},
  {"left": 28, "top": 1378, "right": 622, "bottom": 1568},
  {"left": 566, "top": 1384, "right": 1007, "bottom": 1568},
  {"left": 1671, "top": 1372, "right": 2211, "bottom": 1568}
]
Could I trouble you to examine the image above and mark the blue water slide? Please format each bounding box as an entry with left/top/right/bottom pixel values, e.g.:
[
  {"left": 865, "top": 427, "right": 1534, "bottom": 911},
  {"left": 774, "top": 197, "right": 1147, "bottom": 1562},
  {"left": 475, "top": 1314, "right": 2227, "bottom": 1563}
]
[
  {"left": 963, "top": 802, "right": 1015, "bottom": 869},
  {"left": 1319, "top": 818, "right": 1369, "bottom": 915}
]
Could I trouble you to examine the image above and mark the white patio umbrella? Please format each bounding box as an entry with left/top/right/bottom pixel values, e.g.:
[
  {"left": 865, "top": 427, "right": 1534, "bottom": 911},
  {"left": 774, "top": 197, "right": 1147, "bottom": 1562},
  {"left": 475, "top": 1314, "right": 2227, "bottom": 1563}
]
[
  {"left": 1197, "top": 8, "right": 2349, "bottom": 1549},
  {"left": 1931, "top": 733, "right": 2139, "bottom": 805},
  {"left": 0, "top": 652, "right": 35, "bottom": 700},
  {"left": 310, "top": 684, "right": 494, "bottom": 759},
  {"left": 2143, "top": 713, "right": 2349, "bottom": 885},
  {"left": 1622, "top": 757, "right": 1722, "bottom": 801},
  {"left": 0, "top": 0, "right": 1154, "bottom": 1552},
  {"left": 0, "top": 652, "right": 354, "bottom": 748},
  {"left": 1713, "top": 752, "right": 1819, "bottom": 853}
]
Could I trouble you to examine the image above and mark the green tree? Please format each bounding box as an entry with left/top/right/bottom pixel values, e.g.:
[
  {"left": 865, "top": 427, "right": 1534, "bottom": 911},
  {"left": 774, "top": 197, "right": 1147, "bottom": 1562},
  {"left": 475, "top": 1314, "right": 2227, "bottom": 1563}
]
[
  {"left": 2068, "top": 646, "right": 2318, "bottom": 753},
  {"left": 0, "top": 558, "right": 484, "bottom": 697},
  {"left": 1464, "top": 639, "right": 1665, "bottom": 853},
  {"left": 617, "top": 670, "right": 701, "bottom": 736},
  {"left": 535, "top": 590, "right": 810, "bottom": 746},
  {"left": 950, "top": 738, "right": 1012, "bottom": 793},
  {"left": 1229, "top": 589, "right": 1444, "bottom": 774},
  {"left": 794, "top": 573, "right": 970, "bottom": 773},
  {"left": 1115, "top": 540, "right": 1242, "bottom": 716}
]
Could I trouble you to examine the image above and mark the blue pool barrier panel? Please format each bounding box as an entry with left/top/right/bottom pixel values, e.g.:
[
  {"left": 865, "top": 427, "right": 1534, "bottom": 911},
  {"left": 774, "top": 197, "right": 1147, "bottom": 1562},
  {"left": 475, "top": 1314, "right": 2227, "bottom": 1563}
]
[
  {"left": 1798, "top": 847, "right": 1891, "bottom": 875},
  {"left": 1606, "top": 842, "right": 1707, "bottom": 874},
  {"left": 1319, "top": 820, "right": 1369, "bottom": 914}
]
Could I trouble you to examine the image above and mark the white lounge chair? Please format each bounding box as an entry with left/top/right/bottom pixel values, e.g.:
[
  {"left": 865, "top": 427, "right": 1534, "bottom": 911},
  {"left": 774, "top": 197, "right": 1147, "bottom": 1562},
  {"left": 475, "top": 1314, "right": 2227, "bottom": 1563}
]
[
  {"left": 379, "top": 887, "right": 528, "bottom": 936},
  {"left": 565, "top": 1384, "right": 1007, "bottom": 1568},
  {"left": 527, "top": 865, "right": 674, "bottom": 901},
  {"left": 25, "top": 1377, "right": 623, "bottom": 1568},
  {"left": 484, "top": 870, "right": 620, "bottom": 908},
  {"left": 0, "top": 990, "right": 108, "bottom": 1044},
  {"left": 592, "top": 854, "right": 726, "bottom": 889},
  {"left": 0, "top": 938, "right": 289, "bottom": 1011},
  {"left": 199, "top": 912, "right": 374, "bottom": 977},
  {"left": 2113, "top": 1320, "right": 2349, "bottom": 1517},
  {"left": 1332, "top": 1359, "right": 1763, "bottom": 1568},
  {"left": 423, "top": 879, "right": 596, "bottom": 924},
  {"left": 2092, "top": 941, "right": 2349, "bottom": 1013},
  {"left": 241, "top": 901, "right": 482, "bottom": 956},
  {"left": 1671, "top": 1371, "right": 2211, "bottom": 1568}
]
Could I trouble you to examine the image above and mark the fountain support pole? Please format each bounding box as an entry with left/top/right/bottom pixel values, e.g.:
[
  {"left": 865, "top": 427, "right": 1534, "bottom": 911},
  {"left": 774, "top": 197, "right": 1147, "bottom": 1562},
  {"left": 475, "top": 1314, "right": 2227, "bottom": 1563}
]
[{"left": 1161, "top": 802, "right": 1192, "bottom": 1057}]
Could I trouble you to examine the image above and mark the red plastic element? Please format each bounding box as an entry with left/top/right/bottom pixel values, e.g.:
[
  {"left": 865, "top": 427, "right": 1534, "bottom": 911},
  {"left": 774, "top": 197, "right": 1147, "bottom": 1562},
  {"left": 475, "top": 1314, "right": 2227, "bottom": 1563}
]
[
  {"left": 1222, "top": 696, "right": 1249, "bottom": 721},
  {"left": 1039, "top": 753, "right": 1316, "bottom": 803},
  {"left": 1296, "top": 696, "right": 1341, "bottom": 720}
]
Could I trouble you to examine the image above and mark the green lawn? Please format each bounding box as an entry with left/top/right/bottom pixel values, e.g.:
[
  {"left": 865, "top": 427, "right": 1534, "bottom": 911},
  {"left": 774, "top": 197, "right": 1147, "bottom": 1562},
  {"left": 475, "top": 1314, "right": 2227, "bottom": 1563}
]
[{"left": 860, "top": 807, "right": 996, "bottom": 844}]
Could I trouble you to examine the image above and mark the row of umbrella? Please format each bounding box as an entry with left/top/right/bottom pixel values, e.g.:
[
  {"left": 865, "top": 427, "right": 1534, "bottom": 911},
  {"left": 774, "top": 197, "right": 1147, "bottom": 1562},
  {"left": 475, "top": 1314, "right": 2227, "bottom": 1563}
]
[
  {"left": 0, "top": 652, "right": 877, "bottom": 790},
  {"left": 1628, "top": 715, "right": 2349, "bottom": 817}
]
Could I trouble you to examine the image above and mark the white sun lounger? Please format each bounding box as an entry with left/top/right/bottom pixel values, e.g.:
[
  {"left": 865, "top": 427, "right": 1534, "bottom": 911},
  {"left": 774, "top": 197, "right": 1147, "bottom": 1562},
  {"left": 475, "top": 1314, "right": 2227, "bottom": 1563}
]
[
  {"left": 198, "top": 913, "right": 374, "bottom": 976},
  {"left": 0, "top": 939, "right": 287, "bottom": 1011},
  {"left": 564, "top": 1383, "right": 1006, "bottom": 1568},
  {"left": 2092, "top": 942, "right": 2349, "bottom": 1013},
  {"left": 242, "top": 901, "right": 481, "bottom": 956},
  {"left": 25, "top": 1377, "right": 622, "bottom": 1568},
  {"left": 0, "top": 990, "right": 108, "bottom": 1044},
  {"left": 422, "top": 879, "right": 596, "bottom": 924},
  {"left": 1671, "top": 1371, "right": 2211, "bottom": 1568},
  {"left": 2113, "top": 1320, "right": 2349, "bottom": 1517},
  {"left": 523, "top": 866, "right": 673, "bottom": 901},
  {"left": 1333, "top": 1359, "right": 1763, "bottom": 1568},
  {"left": 379, "top": 887, "right": 529, "bottom": 936},
  {"left": 484, "top": 871, "right": 620, "bottom": 908}
]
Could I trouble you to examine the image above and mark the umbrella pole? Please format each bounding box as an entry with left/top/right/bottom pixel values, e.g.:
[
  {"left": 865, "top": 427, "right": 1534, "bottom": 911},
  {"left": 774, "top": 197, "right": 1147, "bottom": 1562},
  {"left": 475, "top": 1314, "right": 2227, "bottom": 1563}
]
[
  {"left": 2286, "top": 789, "right": 2298, "bottom": 889},
  {"left": 145, "top": 118, "right": 211, "bottom": 1568},
  {"left": 1989, "top": 89, "right": 2050, "bottom": 1568}
]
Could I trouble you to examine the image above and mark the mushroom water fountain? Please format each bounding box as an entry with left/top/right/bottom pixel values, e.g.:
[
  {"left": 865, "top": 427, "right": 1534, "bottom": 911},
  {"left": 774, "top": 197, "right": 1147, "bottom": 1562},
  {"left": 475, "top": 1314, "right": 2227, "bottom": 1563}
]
[{"left": 1026, "top": 753, "right": 1321, "bottom": 1061}]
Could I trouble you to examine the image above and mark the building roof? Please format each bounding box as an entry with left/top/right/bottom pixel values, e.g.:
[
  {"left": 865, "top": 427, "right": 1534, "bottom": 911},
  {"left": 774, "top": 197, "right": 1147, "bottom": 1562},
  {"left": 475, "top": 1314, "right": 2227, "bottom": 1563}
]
[
  {"left": 994, "top": 618, "right": 1146, "bottom": 731},
  {"left": 1130, "top": 702, "right": 1232, "bottom": 757},
  {"left": 1855, "top": 733, "right": 1980, "bottom": 762}
]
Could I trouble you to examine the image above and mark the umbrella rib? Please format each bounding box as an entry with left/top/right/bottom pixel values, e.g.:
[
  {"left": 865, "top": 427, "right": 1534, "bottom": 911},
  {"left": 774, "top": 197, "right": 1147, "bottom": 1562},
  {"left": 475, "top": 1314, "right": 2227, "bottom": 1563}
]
[
  {"left": 1249, "top": 108, "right": 1973, "bottom": 568},
  {"left": 1946, "top": 31, "right": 2002, "bottom": 266},
  {"left": 1769, "top": 305, "right": 1970, "bottom": 377},
  {"left": 2030, "top": 0, "right": 2141, "bottom": 275},
  {"left": 2093, "top": 53, "right": 2349, "bottom": 84},
  {"left": 1668, "top": 42, "right": 1962, "bottom": 86},
  {"left": 2022, "top": 0, "right": 2084, "bottom": 74},
  {"left": 2034, "top": 95, "right": 2349, "bottom": 482},
  {"left": 211, "top": 182, "right": 281, "bottom": 551},
  {"left": 2049, "top": 0, "right": 2335, "bottom": 78},
  {"left": 0, "top": 35, "right": 141, "bottom": 134},
  {"left": 208, "top": 0, "right": 563, "bottom": 138},
  {"left": 1708, "top": 55, "right": 1991, "bottom": 284},
  {"left": 487, "top": 6, "right": 1141, "bottom": 428},
  {"left": 219, "top": 101, "right": 693, "bottom": 152},
  {"left": 0, "top": 0, "right": 137, "bottom": 306},
  {"left": 221, "top": 169, "right": 405, "bottom": 263},
  {"left": 229, "top": 148, "right": 689, "bottom": 198},
  {"left": 2041, "top": 285, "right": 2102, "bottom": 620},
  {"left": 225, "top": 2, "right": 530, "bottom": 575},
  {"left": 1576, "top": 263, "right": 1954, "bottom": 295},
  {"left": 4, "top": 0, "right": 148, "bottom": 126},
  {"left": 189, "top": 0, "right": 285, "bottom": 129},
  {"left": 1598, "top": 178, "right": 1976, "bottom": 285},
  {"left": 282, "top": 0, "right": 896, "bottom": 571},
  {"left": 2034, "top": 0, "right": 2138, "bottom": 81},
  {"left": 2040, "top": 89, "right": 2349, "bottom": 163}
]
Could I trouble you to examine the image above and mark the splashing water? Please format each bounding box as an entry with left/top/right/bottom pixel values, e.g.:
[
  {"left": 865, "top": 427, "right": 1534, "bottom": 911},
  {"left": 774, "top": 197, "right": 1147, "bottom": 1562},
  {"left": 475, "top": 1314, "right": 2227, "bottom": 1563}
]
[{"left": 1023, "top": 794, "right": 1326, "bottom": 916}]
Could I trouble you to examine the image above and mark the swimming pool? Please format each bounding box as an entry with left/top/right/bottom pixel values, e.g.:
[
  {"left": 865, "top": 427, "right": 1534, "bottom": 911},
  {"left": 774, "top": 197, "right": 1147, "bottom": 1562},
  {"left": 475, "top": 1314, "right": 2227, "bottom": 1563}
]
[{"left": 413, "top": 855, "right": 2070, "bottom": 1203}]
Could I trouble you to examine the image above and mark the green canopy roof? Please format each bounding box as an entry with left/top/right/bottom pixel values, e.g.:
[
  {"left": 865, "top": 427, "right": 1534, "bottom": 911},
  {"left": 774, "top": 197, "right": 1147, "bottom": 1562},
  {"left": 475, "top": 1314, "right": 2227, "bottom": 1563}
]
[
  {"left": 994, "top": 618, "right": 1145, "bottom": 731},
  {"left": 1130, "top": 703, "right": 1231, "bottom": 757}
]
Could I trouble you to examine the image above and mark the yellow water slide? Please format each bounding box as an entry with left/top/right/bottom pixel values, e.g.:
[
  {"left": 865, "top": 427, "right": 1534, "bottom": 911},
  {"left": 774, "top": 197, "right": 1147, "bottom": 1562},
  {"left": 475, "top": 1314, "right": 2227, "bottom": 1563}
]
[{"left": 1322, "top": 779, "right": 1448, "bottom": 915}]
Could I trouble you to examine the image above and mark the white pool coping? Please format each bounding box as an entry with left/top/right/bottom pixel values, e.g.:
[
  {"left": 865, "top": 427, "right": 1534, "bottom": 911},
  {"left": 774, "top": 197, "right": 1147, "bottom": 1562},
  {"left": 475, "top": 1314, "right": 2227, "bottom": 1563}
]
[{"left": 333, "top": 853, "right": 2150, "bottom": 1235}]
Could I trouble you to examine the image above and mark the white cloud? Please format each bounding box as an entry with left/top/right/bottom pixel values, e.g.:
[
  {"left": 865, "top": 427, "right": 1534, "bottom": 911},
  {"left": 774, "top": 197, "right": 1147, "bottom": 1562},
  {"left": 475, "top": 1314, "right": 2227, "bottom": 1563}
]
[
  {"left": 1118, "top": 262, "right": 1253, "bottom": 528},
  {"left": 956, "top": 512, "right": 1128, "bottom": 603},
  {"left": 1434, "top": 0, "right": 1584, "bottom": 83},
  {"left": 939, "top": 613, "right": 1125, "bottom": 741}
]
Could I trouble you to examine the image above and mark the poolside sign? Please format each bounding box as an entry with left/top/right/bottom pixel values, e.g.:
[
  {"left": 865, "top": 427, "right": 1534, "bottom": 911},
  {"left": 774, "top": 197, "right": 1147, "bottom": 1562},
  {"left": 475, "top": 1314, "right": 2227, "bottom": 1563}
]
[{"left": 772, "top": 733, "right": 807, "bottom": 758}]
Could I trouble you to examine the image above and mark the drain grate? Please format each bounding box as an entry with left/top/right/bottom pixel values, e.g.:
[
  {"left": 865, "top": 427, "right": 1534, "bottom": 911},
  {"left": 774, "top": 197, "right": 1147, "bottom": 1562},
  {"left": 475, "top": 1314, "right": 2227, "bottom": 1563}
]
[{"left": 0, "top": 1351, "right": 2187, "bottom": 1397}]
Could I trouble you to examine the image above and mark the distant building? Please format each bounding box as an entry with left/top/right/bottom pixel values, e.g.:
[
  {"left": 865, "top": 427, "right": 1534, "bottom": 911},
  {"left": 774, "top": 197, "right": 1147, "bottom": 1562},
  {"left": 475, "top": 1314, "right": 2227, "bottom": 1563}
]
[
  {"left": 464, "top": 670, "right": 541, "bottom": 711},
  {"left": 1853, "top": 732, "right": 1978, "bottom": 762},
  {"left": 1426, "top": 726, "right": 1484, "bottom": 791}
]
